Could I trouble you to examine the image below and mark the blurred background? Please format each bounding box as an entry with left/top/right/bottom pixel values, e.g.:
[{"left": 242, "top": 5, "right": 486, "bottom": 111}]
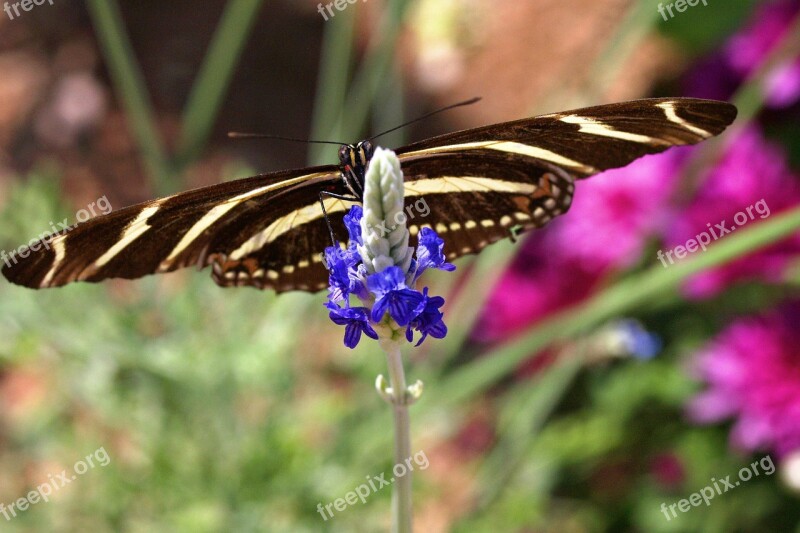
[{"left": 0, "top": 0, "right": 799, "bottom": 531}]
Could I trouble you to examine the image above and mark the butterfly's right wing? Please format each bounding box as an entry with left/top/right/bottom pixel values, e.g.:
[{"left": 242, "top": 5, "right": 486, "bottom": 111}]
[{"left": 393, "top": 98, "right": 737, "bottom": 259}]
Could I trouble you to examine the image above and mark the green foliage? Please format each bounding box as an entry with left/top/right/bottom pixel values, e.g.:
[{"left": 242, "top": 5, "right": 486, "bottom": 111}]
[{"left": 655, "top": 0, "right": 759, "bottom": 55}]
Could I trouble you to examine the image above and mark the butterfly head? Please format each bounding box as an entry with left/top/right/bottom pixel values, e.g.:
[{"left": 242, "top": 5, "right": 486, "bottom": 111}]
[{"left": 338, "top": 140, "right": 374, "bottom": 198}]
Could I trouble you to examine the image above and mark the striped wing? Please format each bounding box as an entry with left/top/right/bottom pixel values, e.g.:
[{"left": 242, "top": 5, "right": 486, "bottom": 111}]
[
  {"left": 394, "top": 98, "right": 737, "bottom": 256},
  {"left": 2, "top": 97, "right": 736, "bottom": 293},
  {"left": 2, "top": 166, "right": 344, "bottom": 291}
]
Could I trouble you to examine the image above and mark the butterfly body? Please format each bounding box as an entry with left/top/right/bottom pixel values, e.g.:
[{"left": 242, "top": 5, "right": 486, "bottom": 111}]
[
  {"left": 2, "top": 98, "right": 737, "bottom": 293},
  {"left": 337, "top": 139, "right": 375, "bottom": 199}
]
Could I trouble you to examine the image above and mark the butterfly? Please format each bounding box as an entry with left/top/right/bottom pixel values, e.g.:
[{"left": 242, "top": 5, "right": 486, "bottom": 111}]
[{"left": 2, "top": 97, "right": 736, "bottom": 292}]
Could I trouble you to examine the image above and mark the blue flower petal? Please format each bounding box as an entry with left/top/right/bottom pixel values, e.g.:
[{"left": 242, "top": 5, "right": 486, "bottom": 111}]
[
  {"left": 326, "top": 302, "right": 375, "bottom": 349},
  {"left": 370, "top": 295, "right": 391, "bottom": 323},
  {"left": 406, "top": 287, "right": 448, "bottom": 345},
  {"left": 415, "top": 227, "right": 456, "bottom": 280},
  {"left": 387, "top": 289, "right": 425, "bottom": 326},
  {"left": 343, "top": 205, "right": 363, "bottom": 245},
  {"left": 367, "top": 266, "right": 407, "bottom": 297},
  {"left": 367, "top": 267, "right": 424, "bottom": 326}
]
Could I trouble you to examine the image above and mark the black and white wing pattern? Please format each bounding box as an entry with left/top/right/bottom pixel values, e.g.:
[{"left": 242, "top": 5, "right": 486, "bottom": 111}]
[
  {"left": 2, "top": 97, "right": 736, "bottom": 292},
  {"left": 2, "top": 166, "right": 347, "bottom": 292},
  {"left": 390, "top": 98, "right": 737, "bottom": 259}
]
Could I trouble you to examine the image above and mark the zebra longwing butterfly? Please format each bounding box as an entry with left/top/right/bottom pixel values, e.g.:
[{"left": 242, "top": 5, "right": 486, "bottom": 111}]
[{"left": 2, "top": 97, "right": 736, "bottom": 293}]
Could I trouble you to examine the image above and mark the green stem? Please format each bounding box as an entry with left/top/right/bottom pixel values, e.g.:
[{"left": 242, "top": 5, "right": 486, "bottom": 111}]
[
  {"left": 85, "top": 0, "right": 172, "bottom": 195},
  {"left": 175, "top": 0, "right": 264, "bottom": 172},
  {"left": 317, "top": 0, "right": 415, "bottom": 152},
  {"left": 309, "top": 9, "right": 357, "bottom": 165},
  {"left": 381, "top": 339, "right": 413, "bottom": 533}
]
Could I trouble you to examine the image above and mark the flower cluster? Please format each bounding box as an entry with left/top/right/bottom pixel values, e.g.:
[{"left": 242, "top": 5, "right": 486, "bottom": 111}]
[
  {"left": 688, "top": 304, "right": 800, "bottom": 458},
  {"left": 324, "top": 205, "right": 454, "bottom": 349}
]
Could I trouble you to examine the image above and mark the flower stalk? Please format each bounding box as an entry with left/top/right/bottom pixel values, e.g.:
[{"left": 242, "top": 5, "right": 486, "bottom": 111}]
[
  {"left": 364, "top": 148, "right": 417, "bottom": 533},
  {"left": 380, "top": 337, "right": 413, "bottom": 533},
  {"left": 322, "top": 147, "right": 454, "bottom": 532}
]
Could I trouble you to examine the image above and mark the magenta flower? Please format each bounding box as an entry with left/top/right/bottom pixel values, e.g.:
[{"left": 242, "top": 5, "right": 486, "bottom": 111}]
[
  {"left": 684, "top": 0, "right": 800, "bottom": 107},
  {"left": 473, "top": 151, "right": 681, "bottom": 342},
  {"left": 542, "top": 151, "right": 682, "bottom": 272},
  {"left": 472, "top": 238, "right": 600, "bottom": 343},
  {"left": 664, "top": 127, "right": 800, "bottom": 297},
  {"left": 687, "top": 304, "right": 800, "bottom": 458}
]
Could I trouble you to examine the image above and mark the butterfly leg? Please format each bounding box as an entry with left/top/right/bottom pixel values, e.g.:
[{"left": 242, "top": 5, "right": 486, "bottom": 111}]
[{"left": 318, "top": 191, "right": 360, "bottom": 247}]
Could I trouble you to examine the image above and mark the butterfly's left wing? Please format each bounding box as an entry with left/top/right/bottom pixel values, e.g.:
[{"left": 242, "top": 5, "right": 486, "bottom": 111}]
[
  {"left": 2, "top": 166, "right": 349, "bottom": 292},
  {"left": 394, "top": 97, "right": 737, "bottom": 258}
]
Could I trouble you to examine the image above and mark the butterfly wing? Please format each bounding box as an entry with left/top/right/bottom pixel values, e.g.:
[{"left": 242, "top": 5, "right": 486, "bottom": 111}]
[
  {"left": 3, "top": 98, "right": 736, "bottom": 292},
  {"left": 395, "top": 97, "right": 736, "bottom": 258},
  {"left": 2, "top": 166, "right": 343, "bottom": 291}
]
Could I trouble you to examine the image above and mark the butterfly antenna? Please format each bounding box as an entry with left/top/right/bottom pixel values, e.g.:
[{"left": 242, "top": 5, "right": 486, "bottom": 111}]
[
  {"left": 227, "top": 132, "right": 347, "bottom": 146},
  {"left": 368, "top": 96, "right": 481, "bottom": 141}
]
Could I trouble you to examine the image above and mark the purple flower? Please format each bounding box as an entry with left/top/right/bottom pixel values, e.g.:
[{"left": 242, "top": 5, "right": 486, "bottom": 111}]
[
  {"left": 687, "top": 304, "right": 800, "bottom": 458},
  {"left": 326, "top": 302, "right": 379, "bottom": 349},
  {"left": 368, "top": 266, "right": 425, "bottom": 326},
  {"left": 323, "top": 205, "right": 453, "bottom": 348},
  {"left": 343, "top": 205, "right": 363, "bottom": 245},
  {"left": 725, "top": 0, "right": 799, "bottom": 76},
  {"left": 473, "top": 237, "right": 600, "bottom": 342},
  {"left": 324, "top": 245, "right": 365, "bottom": 302},
  {"left": 406, "top": 287, "right": 447, "bottom": 346},
  {"left": 414, "top": 227, "right": 456, "bottom": 280}
]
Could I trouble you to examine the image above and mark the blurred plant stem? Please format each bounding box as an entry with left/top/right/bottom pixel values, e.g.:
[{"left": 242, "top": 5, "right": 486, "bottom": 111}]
[
  {"left": 86, "top": 0, "right": 171, "bottom": 194},
  {"left": 87, "top": 0, "right": 263, "bottom": 195},
  {"left": 434, "top": 203, "right": 800, "bottom": 407},
  {"left": 377, "top": 337, "right": 414, "bottom": 533},
  {"left": 310, "top": 0, "right": 415, "bottom": 165},
  {"left": 175, "top": 0, "right": 265, "bottom": 171},
  {"left": 309, "top": 7, "right": 357, "bottom": 166},
  {"left": 475, "top": 350, "right": 584, "bottom": 510}
]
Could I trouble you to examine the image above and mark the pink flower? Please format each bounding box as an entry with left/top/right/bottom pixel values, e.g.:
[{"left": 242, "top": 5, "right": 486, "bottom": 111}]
[
  {"left": 725, "top": 0, "right": 799, "bottom": 76},
  {"left": 542, "top": 151, "right": 682, "bottom": 272},
  {"left": 473, "top": 151, "right": 681, "bottom": 342},
  {"left": 472, "top": 240, "right": 599, "bottom": 343},
  {"left": 664, "top": 127, "right": 800, "bottom": 297},
  {"left": 687, "top": 305, "right": 800, "bottom": 458}
]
